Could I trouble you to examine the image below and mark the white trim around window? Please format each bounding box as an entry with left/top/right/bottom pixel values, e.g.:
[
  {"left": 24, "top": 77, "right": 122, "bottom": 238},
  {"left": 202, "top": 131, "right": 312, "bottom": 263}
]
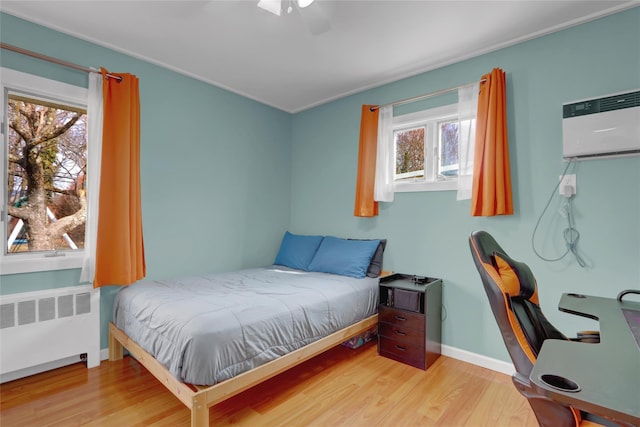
[
  {"left": 1, "top": 68, "right": 88, "bottom": 275},
  {"left": 389, "top": 103, "right": 459, "bottom": 193}
]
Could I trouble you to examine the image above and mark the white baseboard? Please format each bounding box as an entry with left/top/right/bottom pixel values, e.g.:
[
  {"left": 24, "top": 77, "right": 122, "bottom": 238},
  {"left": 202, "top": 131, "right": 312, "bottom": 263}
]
[
  {"left": 4, "top": 344, "right": 511, "bottom": 384},
  {"left": 1, "top": 354, "right": 84, "bottom": 383},
  {"left": 99, "top": 345, "right": 514, "bottom": 375},
  {"left": 2, "top": 348, "right": 121, "bottom": 383},
  {"left": 441, "top": 344, "right": 515, "bottom": 376}
]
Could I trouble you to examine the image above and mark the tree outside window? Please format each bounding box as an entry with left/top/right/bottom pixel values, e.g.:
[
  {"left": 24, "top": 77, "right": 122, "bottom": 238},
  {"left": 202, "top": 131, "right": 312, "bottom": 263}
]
[
  {"left": 439, "top": 120, "right": 459, "bottom": 176},
  {"left": 6, "top": 95, "right": 87, "bottom": 254},
  {"left": 395, "top": 127, "right": 425, "bottom": 180}
]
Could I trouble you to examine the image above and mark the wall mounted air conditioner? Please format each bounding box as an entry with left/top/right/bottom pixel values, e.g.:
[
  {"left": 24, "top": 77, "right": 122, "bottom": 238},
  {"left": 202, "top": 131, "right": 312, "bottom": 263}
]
[{"left": 562, "top": 90, "right": 640, "bottom": 161}]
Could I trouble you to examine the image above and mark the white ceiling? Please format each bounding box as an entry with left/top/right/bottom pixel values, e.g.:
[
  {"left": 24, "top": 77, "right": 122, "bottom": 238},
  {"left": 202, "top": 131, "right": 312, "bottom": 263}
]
[{"left": 1, "top": 1, "right": 637, "bottom": 113}]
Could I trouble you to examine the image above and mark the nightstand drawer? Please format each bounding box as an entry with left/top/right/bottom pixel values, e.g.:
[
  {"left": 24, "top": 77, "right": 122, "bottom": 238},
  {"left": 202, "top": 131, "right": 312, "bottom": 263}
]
[
  {"left": 378, "top": 337, "right": 425, "bottom": 368},
  {"left": 379, "top": 322, "right": 426, "bottom": 345},
  {"left": 379, "top": 305, "right": 424, "bottom": 332}
]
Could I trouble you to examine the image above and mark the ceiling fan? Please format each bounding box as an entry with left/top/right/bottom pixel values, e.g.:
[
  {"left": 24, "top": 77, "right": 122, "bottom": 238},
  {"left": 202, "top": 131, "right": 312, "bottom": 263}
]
[{"left": 257, "top": 0, "right": 330, "bottom": 35}]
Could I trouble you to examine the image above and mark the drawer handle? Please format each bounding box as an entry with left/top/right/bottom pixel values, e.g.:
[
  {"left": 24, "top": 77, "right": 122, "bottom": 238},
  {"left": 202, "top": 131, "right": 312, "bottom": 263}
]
[
  {"left": 395, "top": 345, "right": 407, "bottom": 352},
  {"left": 395, "top": 315, "right": 407, "bottom": 321},
  {"left": 394, "top": 330, "right": 407, "bottom": 336}
]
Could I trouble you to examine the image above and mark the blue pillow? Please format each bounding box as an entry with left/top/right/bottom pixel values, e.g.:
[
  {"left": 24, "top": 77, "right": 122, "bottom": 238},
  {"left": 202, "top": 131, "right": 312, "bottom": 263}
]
[
  {"left": 350, "top": 238, "right": 387, "bottom": 277},
  {"left": 274, "top": 231, "right": 324, "bottom": 271},
  {"left": 308, "top": 236, "right": 381, "bottom": 278}
]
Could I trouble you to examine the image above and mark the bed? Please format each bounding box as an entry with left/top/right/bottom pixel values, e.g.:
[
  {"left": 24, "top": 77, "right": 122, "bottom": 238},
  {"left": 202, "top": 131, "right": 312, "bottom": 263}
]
[{"left": 108, "top": 233, "right": 385, "bottom": 426}]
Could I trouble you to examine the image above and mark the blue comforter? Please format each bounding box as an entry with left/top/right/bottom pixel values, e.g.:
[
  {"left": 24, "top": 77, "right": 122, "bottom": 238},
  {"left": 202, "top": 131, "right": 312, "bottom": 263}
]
[{"left": 113, "top": 266, "right": 378, "bottom": 385}]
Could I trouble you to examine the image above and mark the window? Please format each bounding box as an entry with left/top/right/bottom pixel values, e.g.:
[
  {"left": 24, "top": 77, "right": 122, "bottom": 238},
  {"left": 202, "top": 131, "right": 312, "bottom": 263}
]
[
  {"left": 1, "top": 68, "right": 89, "bottom": 274},
  {"left": 392, "top": 104, "right": 459, "bottom": 192}
]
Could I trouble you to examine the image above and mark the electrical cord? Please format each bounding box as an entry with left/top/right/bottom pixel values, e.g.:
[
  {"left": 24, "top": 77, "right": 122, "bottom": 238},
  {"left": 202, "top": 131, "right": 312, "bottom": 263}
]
[
  {"left": 531, "top": 159, "right": 586, "bottom": 267},
  {"left": 562, "top": 196, "right": 586, "bottom": 267}
]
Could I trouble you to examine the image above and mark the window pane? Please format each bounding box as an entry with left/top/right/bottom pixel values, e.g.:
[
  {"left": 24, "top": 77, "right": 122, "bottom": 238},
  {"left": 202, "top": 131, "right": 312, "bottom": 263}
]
[
  {"left": 439, "top": 120, "right": 459, "bottom": 176},
  {"left": 6, "top": 94, "right": 87, "bottom": 254},
  {"left": 395, "top": 127, "right": 425, "bottom": 181}
]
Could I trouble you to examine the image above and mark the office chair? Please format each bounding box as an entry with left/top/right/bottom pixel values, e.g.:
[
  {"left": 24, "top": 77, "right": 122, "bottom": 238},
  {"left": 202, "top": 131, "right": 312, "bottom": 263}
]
[{"left": 468, "top": 230, "right": 620, "bottom": 427}]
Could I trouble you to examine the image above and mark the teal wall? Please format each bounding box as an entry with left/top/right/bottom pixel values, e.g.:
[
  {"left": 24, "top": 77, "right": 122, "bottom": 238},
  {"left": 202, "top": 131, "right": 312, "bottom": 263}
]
[
  {"left": 289, "top": 9, "right": 640, "bottom": 362},
  {"left": 0, "top": 13, "right": 292, "bottom": 349},
  {"left": 1, "top": 9, "right": 639, "bottom": 364}
]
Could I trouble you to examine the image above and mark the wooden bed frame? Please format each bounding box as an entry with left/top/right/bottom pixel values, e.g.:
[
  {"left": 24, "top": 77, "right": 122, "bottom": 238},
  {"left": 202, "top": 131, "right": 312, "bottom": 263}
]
[{"left": 109, "top": 314, "right": 378, "bottom": 426}]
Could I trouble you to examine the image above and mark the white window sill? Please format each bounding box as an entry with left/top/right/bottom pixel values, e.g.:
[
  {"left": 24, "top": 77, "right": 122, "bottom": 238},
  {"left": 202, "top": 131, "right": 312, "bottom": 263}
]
[
  {"left": 394, "top": 180, "right": 458, "bottom": 192},
  {"left": 1, "top": 252, "right": 84, "bottom": 275}
]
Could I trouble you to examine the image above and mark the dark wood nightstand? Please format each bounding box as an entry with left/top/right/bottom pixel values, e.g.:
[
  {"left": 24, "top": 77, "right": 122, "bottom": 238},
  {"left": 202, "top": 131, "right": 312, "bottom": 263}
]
[{"left": 377, "top": 273, "right": 442, "bottom": 370}]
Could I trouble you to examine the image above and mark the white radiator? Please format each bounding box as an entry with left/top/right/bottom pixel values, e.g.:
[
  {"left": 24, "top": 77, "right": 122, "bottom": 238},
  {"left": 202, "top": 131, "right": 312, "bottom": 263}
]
[{"left": 0, "top": 285, "right": 100, "bottom": 383}]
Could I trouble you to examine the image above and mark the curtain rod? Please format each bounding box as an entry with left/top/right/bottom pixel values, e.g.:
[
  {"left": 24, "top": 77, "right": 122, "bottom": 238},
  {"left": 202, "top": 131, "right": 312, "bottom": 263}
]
[
  {"left": 1, "top": 42, "right": 122, "bottom": 82},
  {"left": 370, "top": 79, "right": 485, "bottom": 112}
]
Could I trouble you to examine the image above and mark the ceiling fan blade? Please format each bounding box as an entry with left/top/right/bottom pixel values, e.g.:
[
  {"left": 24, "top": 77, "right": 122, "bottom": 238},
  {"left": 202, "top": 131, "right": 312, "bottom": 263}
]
[
  {"left": 257, "top": 0, "right": 282, "bottom": 16},
  {"left": 298, "top": 1, "right": 330, "bottom": 35}
]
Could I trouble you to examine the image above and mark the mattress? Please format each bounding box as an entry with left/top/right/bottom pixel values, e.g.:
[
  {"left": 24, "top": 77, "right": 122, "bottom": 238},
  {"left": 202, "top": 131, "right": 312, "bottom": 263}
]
[{"left": 113, "top": 266, "right": 378, "bottom": 385}]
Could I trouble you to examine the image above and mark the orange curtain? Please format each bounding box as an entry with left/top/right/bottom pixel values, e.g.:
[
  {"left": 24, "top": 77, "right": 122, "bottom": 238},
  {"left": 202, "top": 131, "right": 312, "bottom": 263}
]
[
  {"left": 354, "top": 105, "right": 379, "bottom": 217},
  {"left": 471, "top": 68, "right": 514, "bottom": 216},
  {"left": 94, "top": 68, "right": 146, "bottom": 287}
]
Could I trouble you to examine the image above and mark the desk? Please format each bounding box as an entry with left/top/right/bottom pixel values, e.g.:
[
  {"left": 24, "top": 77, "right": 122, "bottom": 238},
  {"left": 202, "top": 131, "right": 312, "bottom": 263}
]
[{"left": 530, "top": 293, "right": 640, "bottom": 425}]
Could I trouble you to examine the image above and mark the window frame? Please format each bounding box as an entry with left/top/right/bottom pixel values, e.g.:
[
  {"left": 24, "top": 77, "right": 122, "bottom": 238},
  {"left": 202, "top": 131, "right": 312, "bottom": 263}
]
[
  {"left": 391, "top": 103, "right": 459, "bottom": 193},
  {"left": 1, "top": 68, "right": 89, "bottom": 275}
]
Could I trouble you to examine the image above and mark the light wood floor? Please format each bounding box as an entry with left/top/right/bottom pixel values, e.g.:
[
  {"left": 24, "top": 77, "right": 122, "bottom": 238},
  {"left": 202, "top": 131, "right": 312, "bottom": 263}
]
[{"left": 0, "top": 341, "right": 538, "bottom": 426}]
